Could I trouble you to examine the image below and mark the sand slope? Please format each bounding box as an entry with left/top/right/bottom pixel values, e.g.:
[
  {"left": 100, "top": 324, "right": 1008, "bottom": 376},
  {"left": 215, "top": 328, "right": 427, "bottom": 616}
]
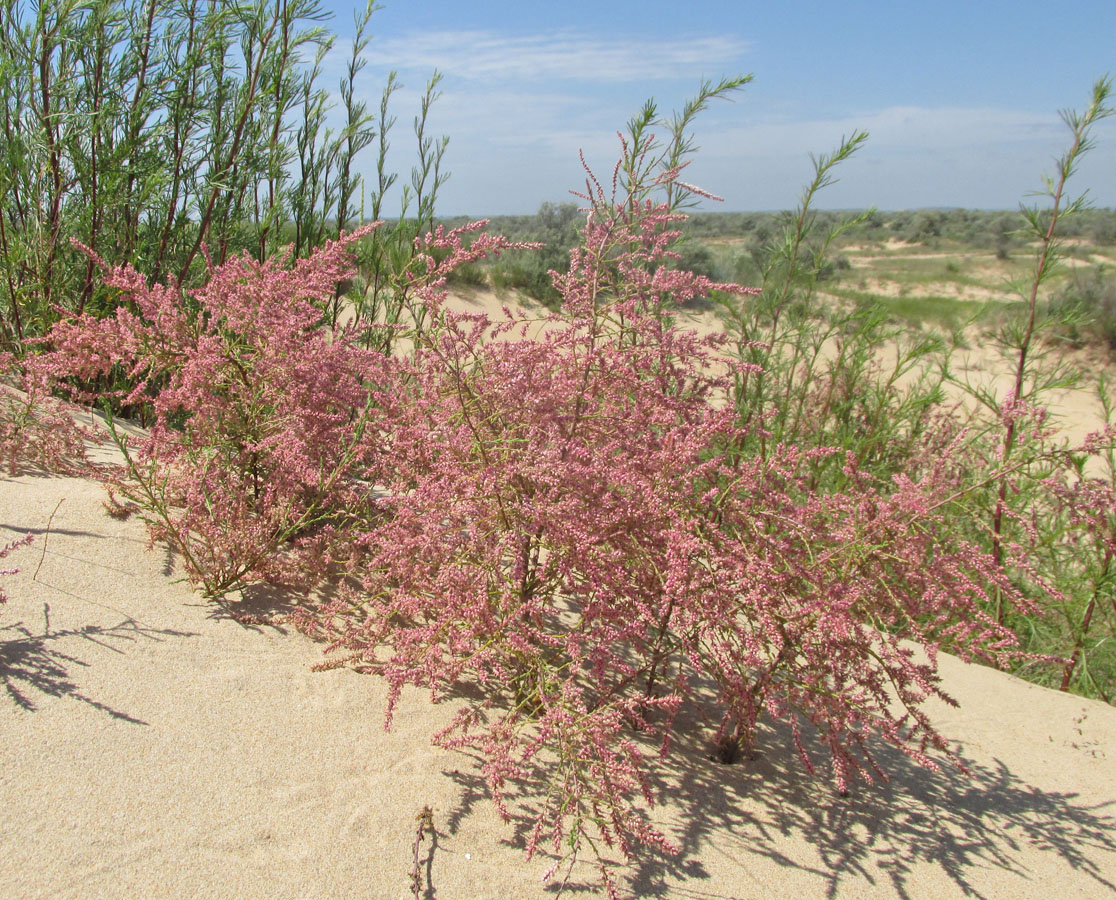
[{"left": 2, "top": 469, "right": 1115, "bottom": 900}]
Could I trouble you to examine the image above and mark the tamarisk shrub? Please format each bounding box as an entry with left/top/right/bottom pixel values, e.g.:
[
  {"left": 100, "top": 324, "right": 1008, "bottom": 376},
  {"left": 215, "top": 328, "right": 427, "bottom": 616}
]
[
  {"left": 37, "top": 227, "right": 395, "bottom": 599},
  {"left": 303, "top": 151, "right": 1032, "bottom": 895},
  {"left": 36, "top": 221, "right": 537, "bottom": 601},
  {"left": 0, "top": 352, "right": 88, "bottom": 476}
]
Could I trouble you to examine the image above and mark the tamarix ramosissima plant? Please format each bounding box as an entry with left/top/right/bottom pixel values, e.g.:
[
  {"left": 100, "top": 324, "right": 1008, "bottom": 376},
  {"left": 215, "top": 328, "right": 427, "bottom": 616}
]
[
  {"left": 38, "top": 226, "right": 395, "bottom": 599},
  {"left": 37, "top": 220, "right": 536, "bottom": 602},
  {"left": 298, "top": 132, "right": 1035, "bottom": 896},
  {"left": 0, "top": 351, "right": 88, "bottom": 475}
]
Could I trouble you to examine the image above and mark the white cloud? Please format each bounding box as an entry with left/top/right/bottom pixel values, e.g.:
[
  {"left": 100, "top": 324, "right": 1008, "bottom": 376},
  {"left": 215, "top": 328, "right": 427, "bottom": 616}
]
[
  {"left": 701, "top": 106, "right": 1061, "bottom": 159},
  {"left": 304, "top": 27, "right": 1116, "bottom": 216},
  {"left": 361, "top": 30, "right": 751, "bottom": 83},
  {"left": 694, "top": 107, "right": 1116, "bottom": 211}
]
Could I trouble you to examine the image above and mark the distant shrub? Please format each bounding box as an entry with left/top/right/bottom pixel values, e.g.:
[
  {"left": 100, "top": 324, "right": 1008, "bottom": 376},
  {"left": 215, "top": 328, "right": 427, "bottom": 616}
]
[
  {"left": 1086, "top": 210, "right": 1116, "bottom": 245},
  {"left": 815, "top": 250, "right": 851, "bottom": 282},
  {"left": 670, "top": 239, "right": 718, "bottom": 280},
  {"left": 489, "top": 253, "right": 563, "bottom": 305},
  {"left": 903, "top": 210, "right": 944, "bottom": 243},
  {"left": 444, "top": 259, "right": 489, "bottom": 289},
  {"left": 1049, "top": 267, "right": 1116, "bottom": 346},
  {"left": 486, "top": 202, "right": 582, "bottom": 307}
]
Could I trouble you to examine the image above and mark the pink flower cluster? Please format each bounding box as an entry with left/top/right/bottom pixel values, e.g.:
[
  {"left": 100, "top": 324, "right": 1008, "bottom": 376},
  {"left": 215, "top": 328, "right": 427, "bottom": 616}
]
[
  {"left": 37, "top": 227, "right": 400, "bottom": 596},
  {"left": 0, "top": 533, "right": 33, "bottom": 608},
  {"left": 0, "top": 351, "right": 88, "bottom": 476}
]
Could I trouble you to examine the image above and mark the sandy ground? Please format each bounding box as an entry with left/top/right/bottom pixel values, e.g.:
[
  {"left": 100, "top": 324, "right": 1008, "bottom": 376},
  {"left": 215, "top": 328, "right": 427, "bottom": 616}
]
[
  {"left": 3, "top": 460, "right": 1116, "bottom": 900},
  {"left": 843, "top": 275, "right": 1016, "bottom": 304},
  {"left": 3, "top": 297, "right": 1116, "bottom": 899}
]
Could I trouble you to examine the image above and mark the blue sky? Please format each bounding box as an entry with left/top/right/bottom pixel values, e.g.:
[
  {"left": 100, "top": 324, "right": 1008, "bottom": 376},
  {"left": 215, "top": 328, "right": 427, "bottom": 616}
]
[{"left": 316, "top": 0, "right": 1116, "bottom": 215}]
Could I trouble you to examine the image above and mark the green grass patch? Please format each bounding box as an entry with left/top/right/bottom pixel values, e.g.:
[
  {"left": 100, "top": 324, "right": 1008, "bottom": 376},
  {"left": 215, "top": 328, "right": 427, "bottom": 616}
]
[{"left": 827, "top": 287, "right": 1001, "bottom": 330}]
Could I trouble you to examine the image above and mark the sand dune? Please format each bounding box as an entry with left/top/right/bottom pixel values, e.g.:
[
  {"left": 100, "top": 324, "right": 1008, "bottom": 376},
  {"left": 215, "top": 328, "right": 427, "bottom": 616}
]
[{"left": 2, "top": 453, "right": 1116, "bottom": 899}]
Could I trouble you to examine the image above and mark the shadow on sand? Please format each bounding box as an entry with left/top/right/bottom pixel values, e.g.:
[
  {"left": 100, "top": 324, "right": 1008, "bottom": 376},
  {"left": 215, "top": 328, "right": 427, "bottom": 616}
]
[
  {"left": 0, "top": 600, "right": 196, "bottom": 721},
  {"left": 436, "top": 714, "right": 1116, "bottom": 900}
]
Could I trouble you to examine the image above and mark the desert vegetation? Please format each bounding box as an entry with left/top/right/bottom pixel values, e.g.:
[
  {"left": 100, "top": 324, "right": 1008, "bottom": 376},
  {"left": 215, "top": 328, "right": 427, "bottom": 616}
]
[{"left": 2, "top": 0, "right": 1116, "bottom": 895}]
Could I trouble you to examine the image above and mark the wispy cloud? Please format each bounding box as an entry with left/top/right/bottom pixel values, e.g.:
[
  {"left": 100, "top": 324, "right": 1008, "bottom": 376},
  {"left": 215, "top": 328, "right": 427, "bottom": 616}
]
[
  {"left": 312, "top": 21, "right": 1116, "bottom": 215},
  {"left": 362, "top": 30, "right": 751, "bottom": 83},
  {"left": 704, "top": 106, "right": 1063, "bottom": 160},
  {"left": 695, "top": 106, "right": 1116, "bottom": 210}
]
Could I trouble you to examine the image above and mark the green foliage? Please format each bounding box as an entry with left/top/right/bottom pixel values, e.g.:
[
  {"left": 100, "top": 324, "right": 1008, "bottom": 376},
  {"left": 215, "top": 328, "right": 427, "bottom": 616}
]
[
  {"left": 486, "top": 201, "right": 583, "bottom": 307},
  {"left": 945, "top": 76, "right": 1116, "bottom": 699},
  {"left": 1048, "top": 267, "right": 1116, "bottom": 346},
  {"left": 0, "top": 0, "right": 449, "bottom": 357},
  {"left": 716, "top": 130, "right": 943, "bottom": 490},
  {"left": 709, "top": 79, "right": 1116, "bottom": 705}
]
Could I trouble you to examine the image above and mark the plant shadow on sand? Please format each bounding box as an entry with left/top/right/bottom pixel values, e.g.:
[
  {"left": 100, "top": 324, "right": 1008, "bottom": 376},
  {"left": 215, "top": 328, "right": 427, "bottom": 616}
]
[
  {"left": 0, "top": 601, "right": 195, "bottom": 720},
  {"left": 196, "top": 581, "right": 308, "bottom": 632},
  {"left": 630, "top": 718, "right": 1116, "bottom": 900},
  {"left": 438, "top": 710, "right": 1116, "bottom": 900}
]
